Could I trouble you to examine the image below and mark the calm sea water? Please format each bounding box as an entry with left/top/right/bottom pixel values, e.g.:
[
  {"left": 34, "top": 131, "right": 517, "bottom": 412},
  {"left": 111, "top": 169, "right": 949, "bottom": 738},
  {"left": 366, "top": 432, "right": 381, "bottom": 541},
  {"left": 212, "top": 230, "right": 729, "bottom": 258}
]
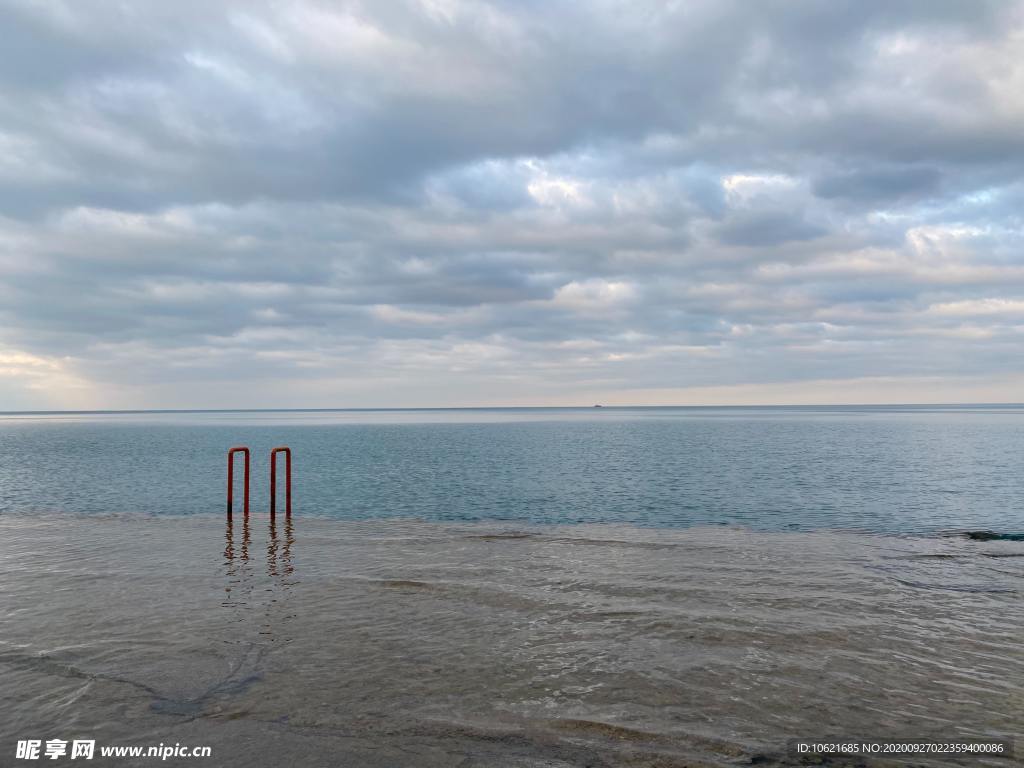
[
  {"left": 1, "top": 405, "right": 1022, "bottom": 534},
  {"left": 3, "top": 407, "right": 1023, "bottom": 766}
]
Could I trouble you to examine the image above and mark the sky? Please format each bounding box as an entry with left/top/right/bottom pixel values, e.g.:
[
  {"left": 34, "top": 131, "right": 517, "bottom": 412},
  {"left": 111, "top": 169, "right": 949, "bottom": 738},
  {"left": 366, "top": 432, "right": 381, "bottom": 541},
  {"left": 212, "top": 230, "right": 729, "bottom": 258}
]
[{"left": 1, "top": 0, "right": 1023, "bottom": 409}]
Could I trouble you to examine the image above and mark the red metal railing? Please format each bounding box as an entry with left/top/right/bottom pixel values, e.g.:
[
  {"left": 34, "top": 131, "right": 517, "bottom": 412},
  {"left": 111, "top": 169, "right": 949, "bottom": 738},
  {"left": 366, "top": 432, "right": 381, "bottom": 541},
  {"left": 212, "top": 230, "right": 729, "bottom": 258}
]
[
  {"left": 270, "top": 446, "right": 292, "bottom": 518},
  {"left": 227, "top": 446, "right": 250, "bottom": 517}
]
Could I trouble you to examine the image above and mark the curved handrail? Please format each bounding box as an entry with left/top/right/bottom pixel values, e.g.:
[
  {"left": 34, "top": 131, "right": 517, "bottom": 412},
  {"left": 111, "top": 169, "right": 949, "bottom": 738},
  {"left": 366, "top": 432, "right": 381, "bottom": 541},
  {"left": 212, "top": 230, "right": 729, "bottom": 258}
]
[
  {"left": 270, "top": 446, "right": 292, "bottom": 518},
  {"left": 227, "top": 446, "right": 250, "bottom": 517}
]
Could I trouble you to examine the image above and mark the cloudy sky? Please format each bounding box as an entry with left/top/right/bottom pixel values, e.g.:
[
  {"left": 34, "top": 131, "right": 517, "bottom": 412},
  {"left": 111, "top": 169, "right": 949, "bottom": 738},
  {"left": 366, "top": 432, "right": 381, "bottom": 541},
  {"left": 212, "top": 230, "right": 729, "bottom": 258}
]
[{"left": 2, "top": 0, "right": 1023, "bottom": 409}]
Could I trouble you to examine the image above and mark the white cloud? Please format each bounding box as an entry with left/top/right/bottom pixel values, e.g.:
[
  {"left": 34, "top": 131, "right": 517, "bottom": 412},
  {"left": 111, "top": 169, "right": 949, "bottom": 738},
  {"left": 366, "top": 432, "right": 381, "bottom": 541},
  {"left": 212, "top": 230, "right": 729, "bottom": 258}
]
[
  {"left": 552, "top": 279, "right": 638, "bottom": 311},
  {"left": 927, "top": 298, "right": 1024, "bottom": 316},
  {"left": 0, "top": 346, "right": 96, "bottom": 409},
  {"left": 721, "top": 173, "right": 799, "bottom": 204}
]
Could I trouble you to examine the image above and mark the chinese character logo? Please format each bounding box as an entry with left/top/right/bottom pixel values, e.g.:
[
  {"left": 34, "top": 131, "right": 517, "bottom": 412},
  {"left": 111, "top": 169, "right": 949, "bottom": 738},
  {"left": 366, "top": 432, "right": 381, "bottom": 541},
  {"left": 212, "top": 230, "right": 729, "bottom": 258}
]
[
  {"left": 71, "top": 740, "right": 95, "bottom": 759},
  {"left": 16, "top": 738, "right": 95, "bottom": 760},
  {"left": 16, "top": 741, "right": 41, "bottom": 760}
]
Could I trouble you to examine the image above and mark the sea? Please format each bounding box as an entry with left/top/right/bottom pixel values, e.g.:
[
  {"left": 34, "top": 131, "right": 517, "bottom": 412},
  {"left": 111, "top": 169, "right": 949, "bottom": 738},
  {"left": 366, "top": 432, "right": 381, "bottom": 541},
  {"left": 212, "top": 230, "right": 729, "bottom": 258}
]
[
  {"left": 1, "top": 406, "right": 1022, "bottom": 766},
  {"left": 1, "top": 405, "right": 1022, "bottom": 533}
]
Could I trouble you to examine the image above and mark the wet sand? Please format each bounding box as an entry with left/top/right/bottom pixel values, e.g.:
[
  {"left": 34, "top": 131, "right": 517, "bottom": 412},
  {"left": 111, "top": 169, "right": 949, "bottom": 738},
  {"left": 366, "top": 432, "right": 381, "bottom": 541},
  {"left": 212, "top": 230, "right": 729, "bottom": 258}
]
[{"left": 1, "top": 513, "right": 1022, "bottom": 766}]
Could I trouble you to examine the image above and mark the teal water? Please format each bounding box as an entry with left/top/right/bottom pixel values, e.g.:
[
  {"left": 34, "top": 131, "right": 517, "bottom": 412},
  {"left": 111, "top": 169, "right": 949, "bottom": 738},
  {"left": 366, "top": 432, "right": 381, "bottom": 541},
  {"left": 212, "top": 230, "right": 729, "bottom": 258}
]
[{"left": 0, "top": 406, "right": 1022, "bottom": 534}]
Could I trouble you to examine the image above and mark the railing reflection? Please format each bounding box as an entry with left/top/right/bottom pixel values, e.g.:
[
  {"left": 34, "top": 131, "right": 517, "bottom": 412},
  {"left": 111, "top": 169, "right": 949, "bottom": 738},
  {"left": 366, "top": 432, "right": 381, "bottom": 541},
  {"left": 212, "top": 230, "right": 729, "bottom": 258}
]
[
  {"left": 224, "top": 515, "right": 297, "bottom": 640},
  {"left": 267, "top": 516, "right": 294, "bottom": 578},
  {"left": 223, "top": 515, "right": 252, "bottom": 609}
]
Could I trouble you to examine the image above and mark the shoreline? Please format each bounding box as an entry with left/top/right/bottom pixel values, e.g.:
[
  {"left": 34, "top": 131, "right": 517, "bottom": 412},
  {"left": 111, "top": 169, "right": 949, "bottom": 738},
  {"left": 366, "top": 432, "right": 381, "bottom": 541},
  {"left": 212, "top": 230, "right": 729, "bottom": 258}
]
[{"left": 2, "top": 507, "right": 1022, "bottom": 543}]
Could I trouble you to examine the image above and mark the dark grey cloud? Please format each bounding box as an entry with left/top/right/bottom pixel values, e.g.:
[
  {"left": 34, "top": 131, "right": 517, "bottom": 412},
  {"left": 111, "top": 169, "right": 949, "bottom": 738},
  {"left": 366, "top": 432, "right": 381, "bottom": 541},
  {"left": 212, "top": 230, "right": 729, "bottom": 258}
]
[
  {"left": 714, "top": 211, "right": 826, "bottom": 247},
  {"left": 813, "top": 167, "right": 943, "bottom": 204},
  {"left": 1, "top": 0, "right": 1023, "bottom": 408}
]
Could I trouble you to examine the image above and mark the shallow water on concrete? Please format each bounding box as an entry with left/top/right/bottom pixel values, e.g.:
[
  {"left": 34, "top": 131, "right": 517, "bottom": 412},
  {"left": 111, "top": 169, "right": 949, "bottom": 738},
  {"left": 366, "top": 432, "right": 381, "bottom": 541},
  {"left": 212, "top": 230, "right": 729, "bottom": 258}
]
[{"left": 1, "top": 513, "right": 1022, "bottom": 766}]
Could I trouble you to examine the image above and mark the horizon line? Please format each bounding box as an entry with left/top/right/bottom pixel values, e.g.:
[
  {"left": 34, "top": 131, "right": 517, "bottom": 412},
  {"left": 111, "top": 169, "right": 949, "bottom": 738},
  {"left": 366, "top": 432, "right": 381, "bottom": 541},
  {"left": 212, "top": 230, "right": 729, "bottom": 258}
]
[{"left": 2, "top": 403, "right": 1023, "bottom": 415}]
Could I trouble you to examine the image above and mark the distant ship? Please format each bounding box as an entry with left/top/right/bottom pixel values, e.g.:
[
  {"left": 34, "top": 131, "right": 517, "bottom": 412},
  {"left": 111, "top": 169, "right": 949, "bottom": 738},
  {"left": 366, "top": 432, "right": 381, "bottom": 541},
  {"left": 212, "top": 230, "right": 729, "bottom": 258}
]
[{"left": 593, "top": 404, "right": 604, "bottom": 408}]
